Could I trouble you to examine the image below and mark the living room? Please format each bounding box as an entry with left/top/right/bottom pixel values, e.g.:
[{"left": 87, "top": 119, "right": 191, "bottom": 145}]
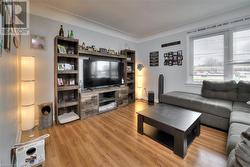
[{"left": 0, "top": 0, "right": 250, "bottom": 166}]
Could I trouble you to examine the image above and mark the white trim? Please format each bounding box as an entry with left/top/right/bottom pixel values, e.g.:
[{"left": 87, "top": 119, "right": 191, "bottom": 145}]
[
  {"left": 184, "top": 82, "right": 202, "bottom": 88},
  {"left": 30, "top": 2, "right": 137, "bottom": 42},
  {"left": 16, "top": 128, "right": 22, "bottom": 143},
  {"left": 30, "top": 3, "right": 250, "bottom": 43},
  {"left": 138, "top": 6, "right": 250, "bottom": 42},
  {"left": 187, "top": 25, "right": 250, "bottom": 83},
  {"left": 188, "top": 32, "right": 227, "bottom": 83}
]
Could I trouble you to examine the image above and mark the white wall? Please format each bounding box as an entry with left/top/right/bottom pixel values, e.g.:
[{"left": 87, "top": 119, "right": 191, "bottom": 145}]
[
  {"left": 0, "top": 44, "right": 19, "bottom": 165},
  {"left": 19, "top": 14, "right": 136, "bottom": 120},
  {"left": 136, "top": 7, "right": 250, "bottom": 101},
  {"left": 136, "top": 32, "right": 201, "bottom": 100}
]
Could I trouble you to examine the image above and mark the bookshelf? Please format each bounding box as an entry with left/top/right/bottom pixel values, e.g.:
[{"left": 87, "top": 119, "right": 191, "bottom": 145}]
[
  {"left": 121, "top": 49, "right": 135, "bottom": 103},
  {"left": 54, "top": 36, "right": 80, "bottom": 124}
]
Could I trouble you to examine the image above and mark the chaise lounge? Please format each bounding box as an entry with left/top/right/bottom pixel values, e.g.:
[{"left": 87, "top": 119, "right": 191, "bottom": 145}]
[{"left": 159, "top": 80, "right": 250, "bottom": 156}]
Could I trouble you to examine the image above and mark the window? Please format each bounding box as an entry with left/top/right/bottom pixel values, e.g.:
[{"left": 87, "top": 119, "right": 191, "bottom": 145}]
[
  {"left": 232, "top": 29, "right": 250, "bottom": 81},
  {"left": 192, "top": 34, "right": 224, "bottom": 82},
  {"left": 190, "top": 27, "right": 250, "bottom": 83}
]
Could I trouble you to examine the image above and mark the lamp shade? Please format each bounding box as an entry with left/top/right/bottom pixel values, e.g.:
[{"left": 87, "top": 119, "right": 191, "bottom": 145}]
[
  {"left": 21, "top": 81, "right": 35, "bottom": 105},
  {"left": 21, "top": 56, "right": 35, "bottom": 131},
  {"left": 21, "top": 105, "right": 35, "bottom": 131},
  {"left": 21, "top": 56, "right": 35, "bottom": 81},
  {"left": 137, "top": 75, "right": 143, "bottom": 88}
]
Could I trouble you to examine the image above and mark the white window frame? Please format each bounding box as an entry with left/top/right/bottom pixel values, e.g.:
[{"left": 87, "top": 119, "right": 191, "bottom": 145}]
[{"left": 187, "top": 25, "right": 250, "bottom": 85}]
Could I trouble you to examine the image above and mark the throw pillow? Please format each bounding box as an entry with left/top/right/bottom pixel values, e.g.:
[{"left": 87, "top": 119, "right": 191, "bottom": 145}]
[{"left": 227, "top": 128, "right": 250, "bottom": 167}]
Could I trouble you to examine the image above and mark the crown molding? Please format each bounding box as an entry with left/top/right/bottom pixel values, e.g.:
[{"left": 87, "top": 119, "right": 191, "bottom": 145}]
[
  {"left": 137, "top": 6, "right": 250, "bottom": 43},
  {"left": 30, "top": 3, "right": 250, "bottom": 43},
  {"left": 30, "top": 2, "right": 137, "bottom": 42}
]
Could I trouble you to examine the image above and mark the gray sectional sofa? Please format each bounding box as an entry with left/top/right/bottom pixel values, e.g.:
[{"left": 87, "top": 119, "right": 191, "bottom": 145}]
[{"left": 159, "top": 80, "right": 250, "bottom": 156}]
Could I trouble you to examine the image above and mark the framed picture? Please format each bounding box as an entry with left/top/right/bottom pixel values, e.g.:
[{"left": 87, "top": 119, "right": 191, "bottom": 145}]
[
  {"left": 149, "top": 51, "right": 159, "bottom": 66},
  {"left": 127, "top": 66, "right": 132, "bottom": 72},
  {"left": 69, "top": 79, "right": 75, "bottom": 86},
  {"left": 57, "top": 78, "right": 64, "bottom": 86},
  {"left": 58, "top": 63, "right": 65, "bottom": 71},
  {"left": 2, "top": 2, "right": 12, "bottom": 51},
  {"left": 164, "top": 50, "right": 183, "bottom": 66},
  {"left": 0, "top": 37, "right": 3, "bottom": 57},
  {"left": 64, "top": 63, "right": 74, "bottom": 70},
  {"left": 57, "top": 44, "right": 67, "bottom": 54},
  {"left": 30, "top": 35, "right": 45, "bottom": 49}
]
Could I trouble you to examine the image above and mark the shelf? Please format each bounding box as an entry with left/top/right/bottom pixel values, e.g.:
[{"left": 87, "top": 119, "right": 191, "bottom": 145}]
[
  {"left": 58, "top": 70, "right": 78, "bottom": 74},
  {"left": 55, "top": 36, "right": 78, "bottom": 43},
  {"left": 127, "top": 81, "right": 134, "bottom": 84},
  {"left": 99, "top": 97, "right": 116, "bottom": 104},
  {"left": 127, "top": 61, "right": 134, "bottom": 64},
  {"left": 57, "top": 54, "right": 78, "bottom": 58},
  {"left": 79, "top": 49, "right": 127, "bottom": 59},
  {"left": 129, "top": 90, "right": 135, "bottom": 94},
  {"left": 58, "top": 111, "right": 80, "bottom": 124},
  {"left": 121, "top": 49, "right": 135, "bottom": 54},
  {"left": 58, "top": 85, "right": 79, "bottom": 91},
  {"left": 58, "top": 101, "right": 79, "bottom": 108}
]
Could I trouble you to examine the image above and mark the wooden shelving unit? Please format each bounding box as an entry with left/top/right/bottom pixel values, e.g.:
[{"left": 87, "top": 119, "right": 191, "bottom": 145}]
[
  {"left": 121, "top": 49, "right": 136, "bottom": 103},
  {"left": 79, "top": 49, "right": 127, "bottom": 59},
  {"left": 54, "top": 36, "right": 80, "bottom": 124}
]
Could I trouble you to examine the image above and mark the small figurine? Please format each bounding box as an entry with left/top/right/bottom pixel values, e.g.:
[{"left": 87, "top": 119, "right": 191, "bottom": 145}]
[
  {"left": 70, "top": 30, "right": 74, "bottom": 38},
  {"left": 59, "top": 25, "right": 64, "bottom": 37}
]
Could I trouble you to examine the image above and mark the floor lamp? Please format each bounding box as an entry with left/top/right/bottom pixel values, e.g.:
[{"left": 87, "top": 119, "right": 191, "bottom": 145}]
[
  {"left": 21, "top": 56, "right": 35, "bottom": 131},
  {"left": 137, "top": 64, "right": 144, "bottom": 99}
]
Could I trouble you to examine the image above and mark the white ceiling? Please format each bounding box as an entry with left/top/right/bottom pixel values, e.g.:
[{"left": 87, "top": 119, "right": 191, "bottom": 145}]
[{"left": 35, "top": 0, "right": 250, "bottom": 38}]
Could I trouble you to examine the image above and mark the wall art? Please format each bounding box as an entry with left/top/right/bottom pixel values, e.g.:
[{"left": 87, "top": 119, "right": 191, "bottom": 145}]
[
  {"left": 31, "top": 35, "right": 45, "bottom": 49},
  {"left": 149, "top": 51, "right": 159, "bottom": 66},
  {"left": 161, "top": 41, "right": 181, "bottom": 48},
  {"left": 164, "top": 50, "right": 183, "bottom": 66}
]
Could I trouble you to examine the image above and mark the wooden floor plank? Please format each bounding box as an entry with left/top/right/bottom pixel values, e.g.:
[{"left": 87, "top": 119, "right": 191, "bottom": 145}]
[{"left": 22, "top": 101, "right": 227, "bottom": 167}]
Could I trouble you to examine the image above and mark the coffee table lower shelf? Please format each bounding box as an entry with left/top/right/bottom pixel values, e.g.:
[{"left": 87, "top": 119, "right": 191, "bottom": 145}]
[{"left": 137, "top": 113, "right": 200, "bottom": 158}]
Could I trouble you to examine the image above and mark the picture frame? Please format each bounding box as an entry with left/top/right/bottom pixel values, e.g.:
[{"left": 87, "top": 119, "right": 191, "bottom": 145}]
[
  {"left": 57, "top": 78, "right": 64, "bottom": 86},
  {"left": 149, "top": 51, "right": 159, "bottom": 66},
  {"left": 2, "top": 2, "right": 12, "bottom": 51},
  {"left": 164, "top": 50, "right": 183, "bottom": 66},
  {"left": 69, "top": 79, "right": 75, "bottom": 86},
  {"left": 30, "top": 34, "right": 45, "bottom": 49},
  {"left": 57, "top": 44, "right": 67, "bottom": 54},
  {"left": 127, "top": 66, "right": 132, "bottom": 72},
  {"left": 58, "top": 63, "right": 65, "bottom": 71}
]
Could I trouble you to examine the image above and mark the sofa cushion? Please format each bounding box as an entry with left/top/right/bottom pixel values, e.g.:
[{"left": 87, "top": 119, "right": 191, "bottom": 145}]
[
  {"left": 201, "top": 80, "right": 238, "bottom": 101},
  {"left": 233, "top": 102, "right": 250, "bottom": 113},
  {"left": 230, "top": 112, "right": 250, "bottom": 125},
  {"left": 227, "top": 123, "right": 250, "bottom": 154},
  {"left": 227, "top": 149, "right": 236, "bottom": 167},
  {"left": 161, "top": 91, "right": 232, "bottom": 119},
  {"left": 237, "top": 81, "right": 250, "bottom": 102}
]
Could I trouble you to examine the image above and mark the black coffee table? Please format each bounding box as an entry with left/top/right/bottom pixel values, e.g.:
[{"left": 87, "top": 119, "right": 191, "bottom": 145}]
[{"left": 136, "top": 104, "right": 201, "bottom": 158}]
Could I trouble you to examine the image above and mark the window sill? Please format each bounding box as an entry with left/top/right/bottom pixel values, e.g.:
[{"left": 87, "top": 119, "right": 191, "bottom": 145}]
[{"left": 184, "top": 82, "right": 202, "bottom": 88}]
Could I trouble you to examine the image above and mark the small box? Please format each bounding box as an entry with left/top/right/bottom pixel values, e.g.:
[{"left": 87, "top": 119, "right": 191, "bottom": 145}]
[
  {"left": 15, "top": 140, "right": 45, "bottom": 167},
  {"left": 148, "top": 91, "right": 154, "bottom": 105}
]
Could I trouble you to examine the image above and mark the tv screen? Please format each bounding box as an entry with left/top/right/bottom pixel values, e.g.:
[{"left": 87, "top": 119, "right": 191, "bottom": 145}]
[{"left": 83, "top": 58, "right": 123, "bottom": 88}]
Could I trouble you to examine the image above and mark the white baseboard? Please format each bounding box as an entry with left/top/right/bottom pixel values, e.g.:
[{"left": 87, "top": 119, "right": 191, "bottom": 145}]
[
  {"left": 16, "top": 128, "right": 22, "bottom": 143},
  {"left": 137, "top": 96, "right": 159, "bottom": 103}
]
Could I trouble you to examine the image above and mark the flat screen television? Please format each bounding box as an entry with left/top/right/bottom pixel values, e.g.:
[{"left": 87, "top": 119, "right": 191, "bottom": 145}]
[{"left": 83, "top": 58, "right": 124, "bottom": 88}]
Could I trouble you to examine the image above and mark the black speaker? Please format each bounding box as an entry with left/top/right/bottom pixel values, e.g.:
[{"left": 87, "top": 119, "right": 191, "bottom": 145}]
[
  {"left": 38, "top": 103, "right": 53, "bottom": 130},
  {"left": 158, "top": 74, "right": 164, "bottom": 103},
  {"left": 148, "top": 91, "right": 154, "bottom": 105}
]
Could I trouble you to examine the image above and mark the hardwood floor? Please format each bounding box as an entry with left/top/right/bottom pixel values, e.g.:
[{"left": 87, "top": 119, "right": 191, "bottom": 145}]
[{"left": 22, "top": 101, "right": 227, "bottom": 167}]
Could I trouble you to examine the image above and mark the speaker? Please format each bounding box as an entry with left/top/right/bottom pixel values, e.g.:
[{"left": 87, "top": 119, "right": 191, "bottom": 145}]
[
  {"left": 158, "top": 74, "right": 164, "bottom": 103},
  {"left": 38, "top": 103, "right": 53, "bottom": 130},
  {"left": 148, "top": 91, "right": 154, "bottom": 105}
]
